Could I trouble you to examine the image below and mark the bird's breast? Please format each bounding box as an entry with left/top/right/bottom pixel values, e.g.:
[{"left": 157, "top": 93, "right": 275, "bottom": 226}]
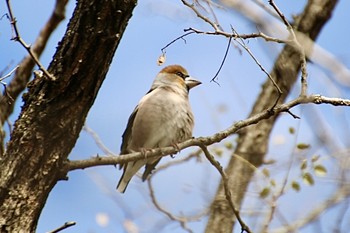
[{"left": 130, "top": 88, "right": 194, "bottom": 149}]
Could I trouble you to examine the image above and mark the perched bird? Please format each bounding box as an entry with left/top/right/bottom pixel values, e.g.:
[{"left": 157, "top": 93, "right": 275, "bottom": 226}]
[{"left": 117, "top": 65, "right": 201, "bottom": 193}]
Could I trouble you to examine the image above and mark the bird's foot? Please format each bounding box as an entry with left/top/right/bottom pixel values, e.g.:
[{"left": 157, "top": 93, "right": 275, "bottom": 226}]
[
  {"left": 173, "top": 143, "right": 181, "bottom": 152},
  {"left": 170, "top": 143, "right": 181, "bottom": 158},
  {"left": 140, "top": 148, "right": 152, "bottom": 158}
]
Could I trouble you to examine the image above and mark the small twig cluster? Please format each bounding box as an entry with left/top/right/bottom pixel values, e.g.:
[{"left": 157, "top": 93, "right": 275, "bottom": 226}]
[
  {"left": 5, "top": 0, "right": 56, "bottom": 81},
  {"left": 47, "top": 221, "right": 76, "bottom": 233},
  {"left": 149, "top": 0, "right": 349, "bottom": 231},
  {"left": 0, "top": 66, "right": 18, "bottom": 102}
]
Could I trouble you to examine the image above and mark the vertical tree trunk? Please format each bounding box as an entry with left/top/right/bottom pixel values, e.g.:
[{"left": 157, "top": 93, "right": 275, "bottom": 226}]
[
  {"left": 0, "top": 0, "right": 68, "bottom": 157},
  {"left": 0, "top": 0, "right": 136, "bottom": 232},
  {"left": 205, "top": 1, "right": 338, "bottom": 232}
]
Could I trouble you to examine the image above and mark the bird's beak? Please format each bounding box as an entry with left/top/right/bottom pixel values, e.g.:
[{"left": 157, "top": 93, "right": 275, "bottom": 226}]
[{"left": 185, "top": 76, "right": 202, "bottom": 89}]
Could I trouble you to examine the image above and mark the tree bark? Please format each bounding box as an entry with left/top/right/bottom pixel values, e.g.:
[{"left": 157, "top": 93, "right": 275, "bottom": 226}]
[
  {"left": 0, "top": 0, "right": 68, "bottom": 156},
  {"left": 205, "top": 0, "right": 338, "bottom": 232},
  {"left": 0, "top": 0, "right": 136, "bottom": 232}
]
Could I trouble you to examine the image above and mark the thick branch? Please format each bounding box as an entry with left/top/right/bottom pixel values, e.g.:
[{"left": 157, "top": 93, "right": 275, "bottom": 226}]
[
  {"left": 205, "top": 1, "right": 339, "bottom": 232},
  {"left": 5, "top": 0, "right": 55, "bottom": 81},
  {"left": 0, "top": 0, "right": 137, "bottom": 231},
  {"left": 67, "top": 94, "right": 350, "bottom": 171},
  {"left": 0, "top": 0, "right": 68, "bottom": 156}
]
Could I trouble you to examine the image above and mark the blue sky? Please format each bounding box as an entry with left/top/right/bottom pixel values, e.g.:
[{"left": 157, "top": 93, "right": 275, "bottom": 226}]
[{"left": 1, "top": 0, "right": 350, "bottom": 232}]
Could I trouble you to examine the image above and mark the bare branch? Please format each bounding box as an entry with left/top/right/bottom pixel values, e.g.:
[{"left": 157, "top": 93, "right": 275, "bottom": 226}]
[
  {"left": 1, "top": 0, "right": 68, "bottom": 157},
  {"left": 261, "top": 131, "right": 298, "bottom": 232},
  {"left": 203, "top": 0, "right": 224, "bottom": 29},
  {"left": 161, "top": 27, "right": 287, "bottom": 80},
  {"left": 83, "top": 125, "right": 115, "bottom": 155},
  {"left": 220, "top": 0, "right": 350, "bottom": 88},
  {"left": 170, "top": 0, "right": 286, "bottom": 103},
  {"left": 177, "top": 26, "right": 285, "bottom": 101},
  {"left": 268, "top": 0, "right": 308, "bottom": 97},
  {"left": 147, "top": 177, "right": 206, "bottom": 233},
  {"left": 161, "top": 31, "right": 195, "bottom": 53},
  {"left": 211, "top": 36, "right": 231, "bottom": 83},
  {"left": 47, "top": 221, "right": 76, "bottom": 233},
  {"left": 0, "top": 66, "right": 18, "bottom": 102},
  {"left": 0, "top": 66, "right": 19, "bottom": 83},
  {"left": 251, "top": 0, "right": 280, "bottom": 19},
  {"left": 230, "top": 27, "right": 283, "bottom": 107},
  {"left": 199, "top": 144, "right": 252, "bottom": 233},
  {"left": 184, "top": 27, "right": 288, "bottom": 43},
  {"left": 271, "top": 185, "right": 350, "bottom": 233},
  {"left": 1, "top": 0, "right": 68, "bottom": 123},
  {"left": 181, "top": 0, "right": 219, "bottom": 31},
  {"left": 5, "top": 0, "right": 56, "bottom": 81},
  {"left": 67, "top": 95, "right": 350, "bottom": 170}
]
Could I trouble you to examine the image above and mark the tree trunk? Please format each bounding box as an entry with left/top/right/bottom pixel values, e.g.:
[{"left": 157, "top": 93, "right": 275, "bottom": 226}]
[
  {"left": 205, "top": 0, "right": 338, "bottom": 232},
  {"left": 0, "top": 0, "right": 136, "bottom": 232}
]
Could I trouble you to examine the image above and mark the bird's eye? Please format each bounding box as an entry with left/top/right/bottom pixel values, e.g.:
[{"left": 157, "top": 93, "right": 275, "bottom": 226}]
[{"left": 175, "top": 71, "right": 188, "bottom": 79}]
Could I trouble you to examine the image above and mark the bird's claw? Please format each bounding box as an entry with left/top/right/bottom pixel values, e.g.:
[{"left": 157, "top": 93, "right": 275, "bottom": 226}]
[{"left": 140, "top": 148, "right": 152, "bottom": 158}]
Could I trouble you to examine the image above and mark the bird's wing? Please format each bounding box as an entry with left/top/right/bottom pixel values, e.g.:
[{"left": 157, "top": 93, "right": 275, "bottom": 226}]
[
  {"left": 119, "top": 105, "right": 138, "bottom": 168},
  {"left": 120, "top": 87, "right": 156, "bottom": 154}
]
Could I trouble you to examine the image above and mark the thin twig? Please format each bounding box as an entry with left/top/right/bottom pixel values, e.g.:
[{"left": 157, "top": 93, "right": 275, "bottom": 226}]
[
  {"left": 204, "top": 0, "right": 224, "bottom": 31},
  {"left": 271, "top": 184, "right": 350, "bottom": 233},
  {"left": 161, "top": 31, "right": 195, "bottom": 54},
  {"left": 5, "top": 0, "right": 56, "bottom": 81},
  {"left": 162, "top": 27, "right": 286, "bottom": 83},
  {"left": 299, "top": 53, "right": 308, "bottom": 97},
  {"left": 268, "top": 0, "right": 294, "bottom": 32},
  {"left": 261, "top": 116, "right": 302, "bottom": 232},
  {"left": 0, "top": 65, "right": 19, "bottom": 83},
  {"left": 251, "top": 0, "right": 280, "bottom": 19},
  {"left": 286, "top": 109, "right": 300, "bottom": 119},
  {"left": 231, "top": 27, "right": 282, "bottom": 107},
  {"left": 184, "top": 27, "right": 287, "bottom": 43},
  {"left": 181, "top": 27, "right": 286, "bottom": 93},
  {"left": 181, "top": 0, "right": 219, "bottom": 31},
  {"left": 0, "top": 65, "right": 18, "bottom": 102},
  {"left": 47, "top": 221, "right": 76, "bottom": 233},
  {"left": 147, "top": 177, "right": 207, "bottom": 233},
  {"left": 179, "top": 0, "right": 286, "bottom": 101},
  {"left": 268, "top": 0, "right": 308, "bottom": 97},
  {"left": 211, "top": 36, "right": 232, "bottom": 83},
  {"left": 83, "top": 125, "right": 115, "bottom": 155},
  {"left": 1, "top": 0, "right": 67, "bottom": 127},
  {"left": 199, "top": 144, "right": 251, "bottom": 233}
]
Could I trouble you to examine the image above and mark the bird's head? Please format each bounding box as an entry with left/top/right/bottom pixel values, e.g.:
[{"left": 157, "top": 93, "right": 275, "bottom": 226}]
[{"left": 151, "top": 65, "right": 201, "bottom": 92}]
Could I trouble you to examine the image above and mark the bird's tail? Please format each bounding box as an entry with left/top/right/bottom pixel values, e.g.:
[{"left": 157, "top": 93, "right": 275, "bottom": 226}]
[
  {"left": 116, "top": 160, "right": 145, "bottom": 193},
  {"left": 116, "top": 173, "right": 130, "bottom": 193}
]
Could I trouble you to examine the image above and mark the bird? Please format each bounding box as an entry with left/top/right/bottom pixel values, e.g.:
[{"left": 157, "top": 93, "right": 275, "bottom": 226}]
[{"left": 117, "top": 64, "right": 201, "bottom": 193}]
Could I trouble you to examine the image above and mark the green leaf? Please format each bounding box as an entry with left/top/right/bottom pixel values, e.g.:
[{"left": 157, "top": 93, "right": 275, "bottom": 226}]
[
  {"left": 262, "top": 168, "right": 270, "bottom": 178},
  {"left": 297, "top": 143, "right": 310, "bottom": 150},
  {"left": 270, "top": 179, "right": 276, "bottom": 187},
  {"left": 300, "top": 159, "right": 307, "bottom": 170},
  {"left": 259, "top": 187, "right": 270, "bottom": 198},
  {"left": 302, "top": 172, "right": 314, "bottom": 186},
  {"left": 291, "top": 181, "right": 301, "bottom": 192},
  {"left": 213, "top": 148, "right": 223, "bottom": 157},
  {"left": 224, "top": 142, "right": 233, "bottom": 150},
  {"left": 314, "top": 165, "right": 327, "bottom": 177},
  {"left": 289, "top": 127, "right": 295, "bottom": 134},
  {"left": 311, "top": 155, "right": 320, "bottom": 163}
]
